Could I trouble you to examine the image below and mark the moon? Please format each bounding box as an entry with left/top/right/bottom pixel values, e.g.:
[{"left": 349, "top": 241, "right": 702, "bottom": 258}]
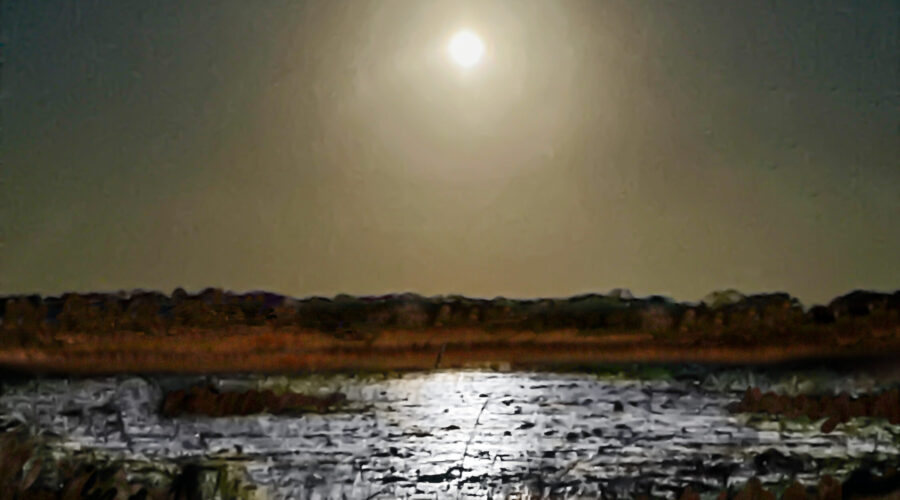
[{"left": 448, "top": 30, "right": 485, "bottom": 68}]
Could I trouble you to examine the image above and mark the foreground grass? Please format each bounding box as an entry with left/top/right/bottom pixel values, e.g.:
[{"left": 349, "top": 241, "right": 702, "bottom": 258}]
[{"left": 0, "top": 427, "right": 262, "bottom": 500}]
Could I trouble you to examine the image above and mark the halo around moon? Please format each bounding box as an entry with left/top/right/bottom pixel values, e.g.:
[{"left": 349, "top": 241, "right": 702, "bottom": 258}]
[{"left": 448, "top": 30, "right": 484, "bottom": 68}]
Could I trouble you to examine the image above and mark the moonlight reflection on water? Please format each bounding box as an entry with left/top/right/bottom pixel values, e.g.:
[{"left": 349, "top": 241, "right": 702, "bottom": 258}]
[{"left": 0, "top": 370, "right": 897, "bottom": 499}]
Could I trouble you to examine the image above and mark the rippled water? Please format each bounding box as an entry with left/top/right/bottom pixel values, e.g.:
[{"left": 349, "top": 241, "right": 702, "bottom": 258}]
[{"left": 1, "top": 369, "right": 898, "bottom": 499}]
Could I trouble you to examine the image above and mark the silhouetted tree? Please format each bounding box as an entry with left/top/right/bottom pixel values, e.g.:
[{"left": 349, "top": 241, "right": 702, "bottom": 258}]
[
  {"left": 638, "top": 303, "right": 678, "bottom": 334},
  {"left": 123, "top": 292, "right": 165, "bottom": 333},
  {"left": 829, "top": 290, "right": 890, "bottom": 319},
  {"left": 392, "top": 298, "right": 432, "bottom": 329},
  {"left": 198, "top": 287, "right": 225, "bottom": 306},
  {"left": 271, "top": 300, "right": 300, "bottom": 327},
  {"left": 171, "top": 287, "right": 189, "bottom": 304},
  {"left": 235, "top": 293, "right": 265, "bottom": 325},
  {"left": 2, "top": 296, "right": 47, "bottom": 344},
  {"left": 99, "top": 295, "right": 123, "bottom": 332},
  {"left": 58, "top": 294, "right": 96, "bottom": 332},
  {"left": 173, "top": 298, "right": 219, "bottom": 328},
  {"left": 222, "top": 300, "right": 246, "bottom": 325},
  {"left": 0, "top": 298, "right": 8, "bottom": 335},
  {"left": 807, "top": 305, "right": 835, "bottom": 325}
]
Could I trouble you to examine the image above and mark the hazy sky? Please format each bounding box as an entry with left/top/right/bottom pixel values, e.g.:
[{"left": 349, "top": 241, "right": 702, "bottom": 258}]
[{"left": 2, "top": 0, "right": 898, "bottom": 306}]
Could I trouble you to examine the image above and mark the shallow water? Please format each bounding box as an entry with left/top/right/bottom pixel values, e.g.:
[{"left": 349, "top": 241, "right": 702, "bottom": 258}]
[{"left": 1, "top": 369, "right": 898, "bottom": 499}]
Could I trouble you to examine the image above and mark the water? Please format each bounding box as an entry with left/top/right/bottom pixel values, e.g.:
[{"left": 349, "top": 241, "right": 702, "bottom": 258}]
[{"left": 1, "top": 369, "right": 898, "bottom": 499}]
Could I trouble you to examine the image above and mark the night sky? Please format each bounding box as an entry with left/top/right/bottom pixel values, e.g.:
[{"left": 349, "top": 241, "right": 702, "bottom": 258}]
[{"left": 2, "top": 1, "right": 898, "bottom": 306}]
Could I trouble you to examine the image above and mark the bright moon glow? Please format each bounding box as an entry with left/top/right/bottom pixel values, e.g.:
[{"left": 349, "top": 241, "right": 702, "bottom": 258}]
[{"left": 448, "top": 30, "right": 484, "bottom": 68}]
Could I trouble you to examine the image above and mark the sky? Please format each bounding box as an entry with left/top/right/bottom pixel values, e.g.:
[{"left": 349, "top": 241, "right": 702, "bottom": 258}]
[{"left": 2, "top": 0, "right": 898, "bottom": 306}]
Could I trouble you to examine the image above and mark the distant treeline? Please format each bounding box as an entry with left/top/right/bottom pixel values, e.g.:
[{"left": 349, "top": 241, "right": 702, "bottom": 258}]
[{"left": 0, "top": 288, "right": 898, "bottom": 340}]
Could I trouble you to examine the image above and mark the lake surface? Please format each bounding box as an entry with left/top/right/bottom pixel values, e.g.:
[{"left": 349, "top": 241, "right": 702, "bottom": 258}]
[{"left": 1, "top": 368, "right": 898, "bottom": 499}]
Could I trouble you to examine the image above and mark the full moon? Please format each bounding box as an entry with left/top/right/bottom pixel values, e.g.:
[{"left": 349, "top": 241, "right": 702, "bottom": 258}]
[{"left": 448, "top": 30, "right": 484, "bottom": 68}]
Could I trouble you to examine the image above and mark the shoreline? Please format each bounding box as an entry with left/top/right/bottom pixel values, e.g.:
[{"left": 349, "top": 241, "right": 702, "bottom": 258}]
[{"left": 3, "top": 288, "right": 898, "bottom": 376}]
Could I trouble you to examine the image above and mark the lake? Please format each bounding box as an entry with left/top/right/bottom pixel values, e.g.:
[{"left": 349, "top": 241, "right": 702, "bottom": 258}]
[{"left": 1, "top": 367, "right": 898, "bottom": 499}]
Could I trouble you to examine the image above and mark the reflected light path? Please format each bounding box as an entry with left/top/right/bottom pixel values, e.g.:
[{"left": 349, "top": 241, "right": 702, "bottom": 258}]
[{"left": 0, "top": 371, "right": 896, "bottom": 499}]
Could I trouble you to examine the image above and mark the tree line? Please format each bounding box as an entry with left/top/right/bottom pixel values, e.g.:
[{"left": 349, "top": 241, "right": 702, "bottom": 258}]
[{"left": 1, "top": 288, "right": 898, "bottom": 343}]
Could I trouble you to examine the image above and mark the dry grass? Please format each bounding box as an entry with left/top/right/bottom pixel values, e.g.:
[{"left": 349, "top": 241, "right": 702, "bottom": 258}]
[{"left": 1, "top": 325, "right": 898, "bottom": 374}]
